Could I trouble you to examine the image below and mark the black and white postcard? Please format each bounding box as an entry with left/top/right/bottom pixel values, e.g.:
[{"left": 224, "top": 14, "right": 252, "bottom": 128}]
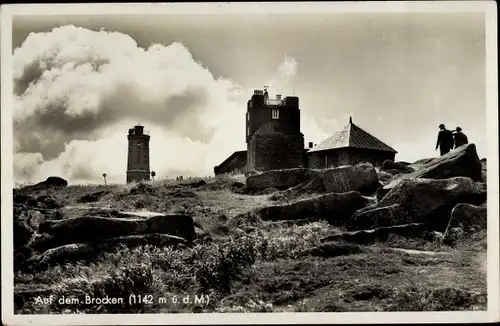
[{"left": 1, "top": 2, "right": 498, "bottom": 325}]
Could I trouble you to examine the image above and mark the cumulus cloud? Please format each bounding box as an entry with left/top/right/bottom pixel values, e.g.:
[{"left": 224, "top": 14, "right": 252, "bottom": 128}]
[
  {"left": 13, "top": 26, "right": 331, "bottom": 185},
  {"left": 277, "top": 55, "right": 297, "bottom": 78},
  {"left": 262, "top": 54, "right": 331, "bottom": 147},
  {"left": 13, "top": 25, "right": 246, "bottom": 184},
  {"left": 265, "top": 54, "right": 299, "bottom": 96}
]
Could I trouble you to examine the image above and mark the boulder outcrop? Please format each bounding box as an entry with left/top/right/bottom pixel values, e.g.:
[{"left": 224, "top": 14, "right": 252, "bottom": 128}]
[
  {"left": 259, "top": 191, "right": 370, "bottom": 225},
  {"left": 246, "top": 168, "right": 320, "bottom": 191},
  {"left": 320, "top": 223, "right": 431, "bottom": 245},
  {"left": 37, "top": 214, "right": 195, "bottom": 248},
  {"left": 448, "top": 203, "right": 487, "bottom": 233},
  {"left": 17, "top": 177, "right": 68, "bottom": 193},
  {"left": 381, "top": 160, "right": 414, "bottom": 173},
  {"left": 247, "top": 163, "right": 380, "bottom": 196},
  {"left": 14, "top": 218, "right": 34, "bottom": 251},
  {"left": 348, "top": 204, "right": 408, "bottom": 231},
  {"left": 13, "top": 193, "right": 62, "bottom": 210},
  {"left": 354, "top": 177, "right": 486, "bottom": 231},
  {"left": 480, "top": 158, "right": 487, "bottom": 182},
  {"left": 32, "top": 234, "right": 188, "bottom": 268},
  {"left": 321, "top": 163, "right": 380, "bottom": 195},
  {"left": 57, "top": 206, "right": 120, "bottom": 219},
  {"left": 378, "top": 144, "right": 482, "bottom": 200}
]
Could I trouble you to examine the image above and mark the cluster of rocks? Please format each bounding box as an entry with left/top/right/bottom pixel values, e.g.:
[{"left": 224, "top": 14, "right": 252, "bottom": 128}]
[
  {"left": 247, "top": 144, "right": 487, "bottom": 246},
  {"left": 16, "top": 176, "right": 68, "bottom": 193},
  {"left": 12, "top": 144, "right": 487, "bottom": 271},
  {"left": 13, "top": 174, "right": 252, "bottom": 271},
  {"left": 247, "top": 163, "right": 380, "bottom": 196},
  {"left": 14, "top": 191, "right": 198, "bottom": 271}
]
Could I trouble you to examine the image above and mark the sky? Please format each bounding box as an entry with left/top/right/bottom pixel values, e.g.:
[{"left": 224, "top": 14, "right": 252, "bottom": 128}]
[{"left": 11, "top": 12, "right": 487, "bottom": 185}]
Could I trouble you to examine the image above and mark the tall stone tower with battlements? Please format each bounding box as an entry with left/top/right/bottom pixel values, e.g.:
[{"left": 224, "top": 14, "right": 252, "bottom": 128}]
[
  {"left": 246, "top": 88, "right": 304, "bottom": 172},
  {"left": 126, "top": 124, "right": 151, "bottom": 183}
]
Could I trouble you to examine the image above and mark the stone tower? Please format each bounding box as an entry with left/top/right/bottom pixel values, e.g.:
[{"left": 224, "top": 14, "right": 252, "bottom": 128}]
[
  {"left": 126, "top": 124, "right": 151, "bottom": 183},
  {"left": 246, "top": 88, "right": 304, "bottom": 171}
]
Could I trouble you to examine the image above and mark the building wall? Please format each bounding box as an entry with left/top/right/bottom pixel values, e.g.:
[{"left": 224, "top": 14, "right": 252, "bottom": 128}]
[
  {"left": 308, "top": 148, "right": 395, "bottom": 169},
  {"left": 247, "top": 133, "right": 305, "bottom": 171},
  {"left": 308, "top": 153, "right": 320, "bottom": 169},
  {"left": 246, "top": 94, "right": 300, "bottom": 142},
  {"left": 127, "top": 130, "right": 151, "bottom": 183},
  {"left": 302, "top": 149, "right": 310, "bottom": 168},
  {"left": 127, "top": 170, "right": 151, "bottom": 183},
  {"left": 245, "top": 91, "right": 303, "bottom": 172},
  {"left": 214, "top": 151, "right": 247, "bottom": 175},
  {"left": 343, "top": 148, "right": 395, "bottom": 167}
]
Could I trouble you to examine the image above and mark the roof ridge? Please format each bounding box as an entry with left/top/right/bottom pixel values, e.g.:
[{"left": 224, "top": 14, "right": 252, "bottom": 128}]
[
  {"left": 346, "top": 122, "right": 353, "bottom": 147},
  {"left": 350, "top": 122, "right": 397, "bottom": 152},
  {"left": 308, "top": 120, "right": 397, "bottom": 153}
]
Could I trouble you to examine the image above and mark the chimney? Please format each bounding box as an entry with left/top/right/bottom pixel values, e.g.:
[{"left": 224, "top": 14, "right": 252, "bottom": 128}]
[{"left": 308, "top": 142, "right": 313, "bottom": 148}]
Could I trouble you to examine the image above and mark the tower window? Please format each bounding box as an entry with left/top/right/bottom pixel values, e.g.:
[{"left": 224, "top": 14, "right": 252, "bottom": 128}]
[
  {"left": 247, "top": 112, "right": 250, "bottom": 121},
  {"left": 272, "top": 108, "right": 279, "bottom": 119},
  {"left": 247, "top": 126, "right": 250, "bottom": 136}
]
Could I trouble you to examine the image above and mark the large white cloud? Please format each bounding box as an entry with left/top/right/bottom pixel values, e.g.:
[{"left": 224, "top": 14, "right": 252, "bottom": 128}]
[{"left": 13, "top": 25, "right": 331, "bottom": 185}]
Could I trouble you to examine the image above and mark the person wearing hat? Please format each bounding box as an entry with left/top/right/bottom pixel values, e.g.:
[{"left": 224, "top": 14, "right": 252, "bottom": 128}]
[
  {"left": 435, "top": 124, "right": 454, "bottom": 156},
  {"left": 453, "top": 126, "right": 469, "bottom": 149}
]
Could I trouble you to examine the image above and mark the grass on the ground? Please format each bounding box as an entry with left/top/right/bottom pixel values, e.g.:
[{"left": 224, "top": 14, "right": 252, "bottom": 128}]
[{"left": 13, "top": 173, "right": 488, "bottom": 313}]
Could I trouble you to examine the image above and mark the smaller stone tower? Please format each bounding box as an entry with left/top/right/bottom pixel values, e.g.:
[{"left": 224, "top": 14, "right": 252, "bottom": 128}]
[{"left": 126, "top": 124, "right": 151, "bottom": 183}]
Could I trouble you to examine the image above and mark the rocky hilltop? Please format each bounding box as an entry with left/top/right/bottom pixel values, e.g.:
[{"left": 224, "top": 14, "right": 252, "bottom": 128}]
[{"left": 13, "top": 144, "right": 488, "bottom": 313}]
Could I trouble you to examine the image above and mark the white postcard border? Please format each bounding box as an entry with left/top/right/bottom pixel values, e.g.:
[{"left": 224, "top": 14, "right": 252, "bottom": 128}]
[{"left": 1, "top": 2, "right": 498, "bottom": 325}]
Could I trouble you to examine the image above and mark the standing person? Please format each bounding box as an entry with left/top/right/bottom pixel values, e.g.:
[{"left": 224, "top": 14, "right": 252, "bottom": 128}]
[
  {"left": 435, "top": 124, "right": 454, "bottom": 156},
  {"left": 453, "top": 126, "right": 469, "bottom": 149}
]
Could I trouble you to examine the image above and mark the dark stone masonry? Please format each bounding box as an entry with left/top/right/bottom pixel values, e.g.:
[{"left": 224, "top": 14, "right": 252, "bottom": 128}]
[
  {"left": 246, "top": 89, "right": 304, "bottom": 172},
  {"left": 214, "top": 88, "right": 399, "bottom": 175},
  {"left": 248, "top": 132, "right": 305, "bottom": 171},
  {"left": 126, "top": 125, "right": 151, "bottom": 183},
  {"left": 307, "top": 117, "right": 397, "bottom": 169}
]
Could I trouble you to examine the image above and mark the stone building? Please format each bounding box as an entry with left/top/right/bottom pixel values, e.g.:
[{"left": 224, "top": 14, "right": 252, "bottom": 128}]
[
  {"left": 213, "top": 91, "right": 398, "bottom": 175},
  {"left": 126, "top": 124, "right": 151, "bottom": 183},
  {"left": 214, "top": 89, "right": 305, "bottom": 175},
  {"left": 307, "top": 117, "right": 397, "bottom": 169},
  {"left": 246, "top": 89, "right": 305, "bottom": 171},
  {"left": 213, "top": 150, "right": 247, "bottom": 175}
]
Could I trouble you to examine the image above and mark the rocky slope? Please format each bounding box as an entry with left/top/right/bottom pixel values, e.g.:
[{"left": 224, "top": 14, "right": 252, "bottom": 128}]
[{"left": 12, "top": 144, "right": 488, "bottom": 313}]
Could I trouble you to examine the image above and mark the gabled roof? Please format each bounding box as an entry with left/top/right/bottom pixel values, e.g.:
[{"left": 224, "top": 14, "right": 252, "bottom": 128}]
[
  {"left": 308, "top": 117, "right": 397, "bottom": 153},
  {"left": 215, "top": 150, "right": 247, "bottom": 169}
]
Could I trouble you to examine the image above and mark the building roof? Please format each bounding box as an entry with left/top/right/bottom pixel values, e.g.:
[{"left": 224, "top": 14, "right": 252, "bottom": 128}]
[
  {"left": 215, "top": 150, "right": 247, "bottom": 169},
  {"left": 308, "top": 117, "right": 397, "bottom": 153}
]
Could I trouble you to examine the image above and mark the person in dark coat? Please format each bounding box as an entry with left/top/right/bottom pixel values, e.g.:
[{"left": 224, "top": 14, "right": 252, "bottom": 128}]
[
  {"left": 435, "top": 124, "right": 454, "bottom": 156},
  {"left": 453, "top": 126, "right": 469, "bottom": 149}
]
